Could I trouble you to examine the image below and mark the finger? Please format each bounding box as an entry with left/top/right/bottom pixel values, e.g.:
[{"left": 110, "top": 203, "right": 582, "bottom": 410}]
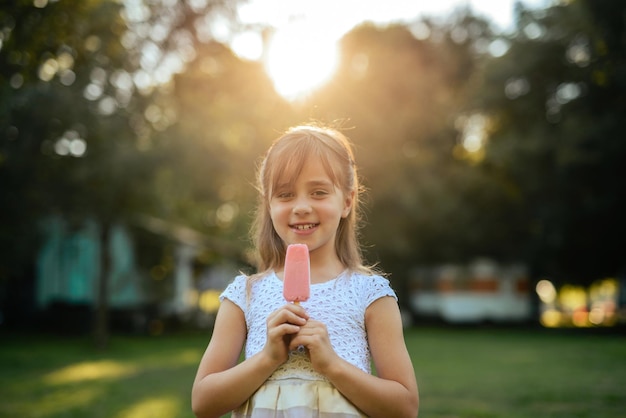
[
  {"left": 297, "top": 320, "right": 326, "bottom": 334},
  {"left": 268, "top": 309, "right": 307, "bottom": 328},
  {"left": 267, "top": 304, "right": 305, "bottom": 321},
  {"left": 288, "top": 332, "right": 318, "bottom": 350},
  {"left": 268, "top": 322, "right": 302, "bottom": 339},
  {"left": 288, "top": 337, "right": 306, "bottom": 352},
  {"left": 289, "top": 324, "right": 330, "bottom": 351},
  {"left": 281, "top": 303, "right": 310, "bottom": 318}
]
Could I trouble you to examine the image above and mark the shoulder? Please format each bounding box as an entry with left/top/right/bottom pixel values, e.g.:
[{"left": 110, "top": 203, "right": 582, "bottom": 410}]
[
  {"left": 348, "top": 271, "right": 393, "bottom": 288},
  {"left": 220, "top": 270, "right": 279, "bottom": 301},
  {"left": 344, "top": 271, "right": 397, "bottom": 306},
  {"left": 219, "top": 274, "right": 247, "bottom": 308},
  {"left": 222, "top": 270, "right": 275, "bottom": 291},
  {"left": 220, "top": 273, "right": 248, "bottom": 295}
]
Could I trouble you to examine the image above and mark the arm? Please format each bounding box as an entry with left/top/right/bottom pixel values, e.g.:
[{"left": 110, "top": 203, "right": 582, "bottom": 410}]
[
  {"left": 191, "top": 300, "right": 308, "bottom": 418},
  {"left": 291, "top": 296, "right": 419, "bottom": 418}
]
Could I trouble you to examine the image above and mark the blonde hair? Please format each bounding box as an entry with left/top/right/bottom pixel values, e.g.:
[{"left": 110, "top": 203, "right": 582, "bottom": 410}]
[{"left": 250, "top": 124, "right": 375, "bottom": 277}]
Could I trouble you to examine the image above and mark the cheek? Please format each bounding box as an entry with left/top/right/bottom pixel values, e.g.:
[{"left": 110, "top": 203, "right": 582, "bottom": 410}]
[
  {"left": 319, "top": 201, "right": 345, "bottom": 221},
  {"left": 269, "top": 203, "right": 287, "bottom": 223}
]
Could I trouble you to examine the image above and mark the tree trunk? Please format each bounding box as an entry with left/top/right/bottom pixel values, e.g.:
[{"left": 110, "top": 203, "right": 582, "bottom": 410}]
[{"left": 93, "top": 220, "right": 111, "bottom": 349}]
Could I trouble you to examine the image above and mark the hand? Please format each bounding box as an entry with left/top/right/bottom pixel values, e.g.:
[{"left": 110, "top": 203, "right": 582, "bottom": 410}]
[
  {"left": 263, "top": 303, "right": 309, "bottom": 366},
  {"left": 289, "top": 319, "right": 340, "bottom": 375}
]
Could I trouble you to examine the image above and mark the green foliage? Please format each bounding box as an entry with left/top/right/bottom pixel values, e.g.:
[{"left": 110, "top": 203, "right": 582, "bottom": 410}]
[
  {"left": 0, "top": 1, "right": 248, "bottom": 276},
  {"left": 142, "top": 40, "right": 297, "bottom": 267},
  {"left": 1, "top": 0, "right": 623, "bottom": 301},
  {"left": 470, "top": 0, "right": 626, "bottom": 283},
  {"left": 0, "top": 0, "right": 134, "bottom": 279},
  {"left": 0, "top": 0, "right": 248, "bottom": 344},
  {"left": 300, "top": 16, "right": 502, "bottom": 284}
]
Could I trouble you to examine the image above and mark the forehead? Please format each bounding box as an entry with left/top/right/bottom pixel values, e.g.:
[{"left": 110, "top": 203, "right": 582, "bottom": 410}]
[
  {"left": 287, "top": 157, "right": 331, "bottom": 179},
  {"left": 264, "top": 132, "right": 348, "bottom": 196},
  {"left": 275, "top": 157, "right": 336, "bottom": 188}
]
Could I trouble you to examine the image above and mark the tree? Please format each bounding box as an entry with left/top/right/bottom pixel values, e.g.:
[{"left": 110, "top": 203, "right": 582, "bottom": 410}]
[
  {"left": 0, "top": 0, "right": 245, "bottom": 346},
  {"left": 298, "top": 14, "right": 502, "bottom": 293},
  {"left": 468, "top": 0, "right": 626, "bottom": 284},
  {"left": 149, "top": 39, "right": 296, "bottom": 262}
]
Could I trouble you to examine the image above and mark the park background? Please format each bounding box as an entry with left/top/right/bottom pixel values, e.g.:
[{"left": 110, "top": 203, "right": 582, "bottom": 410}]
[{"left": 1, "top": 0, "right": 625, "bottom": 417}]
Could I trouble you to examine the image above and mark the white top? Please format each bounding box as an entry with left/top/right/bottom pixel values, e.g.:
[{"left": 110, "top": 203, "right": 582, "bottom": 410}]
[{"left": 220, "top": 271, "right": 397, "bottom": 382}]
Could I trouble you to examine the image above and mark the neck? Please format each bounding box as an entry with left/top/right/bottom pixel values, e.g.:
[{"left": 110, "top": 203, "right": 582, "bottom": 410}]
[{"left": 309, "top": 253, "right": 346, "bottom": 284}]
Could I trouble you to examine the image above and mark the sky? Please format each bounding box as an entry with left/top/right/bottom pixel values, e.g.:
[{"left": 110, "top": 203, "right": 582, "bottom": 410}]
[
  {"left": 237, "top": 0, "right": 550, "bottom": 36},
  {"left": 231, "top": 0, "right": 550, "bottom": 99}
]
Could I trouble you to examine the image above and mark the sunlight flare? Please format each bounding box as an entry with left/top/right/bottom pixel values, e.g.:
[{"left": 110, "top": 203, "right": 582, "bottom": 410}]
[{"left": 265, "top": 23, "right": 339, "bottom": 100}]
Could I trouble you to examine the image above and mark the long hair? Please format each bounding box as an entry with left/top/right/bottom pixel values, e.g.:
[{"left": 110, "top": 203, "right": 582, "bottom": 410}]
[{"left": 250, "top": 125, "right": 375, "bottom": 277}]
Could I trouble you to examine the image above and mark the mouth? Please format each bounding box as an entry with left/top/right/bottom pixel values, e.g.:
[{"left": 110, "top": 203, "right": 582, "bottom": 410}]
[{"left": 290, "top": 223, "right": 318, "bottom": 231}]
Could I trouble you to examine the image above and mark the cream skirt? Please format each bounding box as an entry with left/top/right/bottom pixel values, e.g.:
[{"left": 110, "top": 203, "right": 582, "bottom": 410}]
[{"left": 231, "top": 378, "right": 367, "bottom": 418}]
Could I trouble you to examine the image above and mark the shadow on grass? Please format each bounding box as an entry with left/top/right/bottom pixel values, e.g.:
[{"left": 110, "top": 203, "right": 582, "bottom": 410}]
[
  {"left": 0, "top": 333, "right": 208, "bottom": 418},
  {"left": 1, "top": 327, "right": 625, "bottom": 418}
]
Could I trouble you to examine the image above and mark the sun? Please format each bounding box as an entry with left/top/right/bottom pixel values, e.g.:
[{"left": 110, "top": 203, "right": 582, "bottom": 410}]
[{"left": 264, "top": 23, "right": 340, "bottom": 101}]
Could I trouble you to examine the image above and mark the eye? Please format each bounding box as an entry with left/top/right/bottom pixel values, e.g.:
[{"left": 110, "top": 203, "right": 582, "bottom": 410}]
[
  {"left": 275, "top": 191, "right": 294, "bottom": 200},
  {"left": 312, "top": 189, "right": 329, "bottom": 198}
]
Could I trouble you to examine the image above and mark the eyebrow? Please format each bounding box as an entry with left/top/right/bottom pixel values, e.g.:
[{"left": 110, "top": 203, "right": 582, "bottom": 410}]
[
  {"left": 306, "top": 179, "right": 334, "bottom": 187},
  {"left": 271, "top": 179, "right": 335, "bottom": 194}
]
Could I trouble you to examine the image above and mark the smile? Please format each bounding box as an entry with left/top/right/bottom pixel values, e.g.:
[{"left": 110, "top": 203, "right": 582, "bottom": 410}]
[{"left": 291, "top": 223, "right": 318, "bottom": 231}]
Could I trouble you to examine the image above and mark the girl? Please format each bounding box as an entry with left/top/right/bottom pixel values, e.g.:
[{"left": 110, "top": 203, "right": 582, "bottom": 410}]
[{"left": 191, "top": 125, "right": 419, "bottom": 418}]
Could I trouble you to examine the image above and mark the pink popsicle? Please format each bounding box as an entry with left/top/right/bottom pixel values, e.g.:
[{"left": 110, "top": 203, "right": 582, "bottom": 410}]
[{"left": 283, "top": 244, "right": 310, "bottom": 304}]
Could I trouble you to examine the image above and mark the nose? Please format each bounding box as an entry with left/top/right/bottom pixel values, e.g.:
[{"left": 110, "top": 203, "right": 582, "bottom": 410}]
[{"left": 292, "top": 196, "right": 312, "bottom": 215}]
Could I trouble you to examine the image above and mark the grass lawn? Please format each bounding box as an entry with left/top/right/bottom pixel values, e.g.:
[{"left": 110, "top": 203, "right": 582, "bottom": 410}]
[{"left": 0, "top": 327, "right": 624, "bottom": 417}]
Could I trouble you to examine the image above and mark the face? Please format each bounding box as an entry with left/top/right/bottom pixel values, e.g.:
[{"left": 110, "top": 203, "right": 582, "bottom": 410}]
[{"left": 269, "top": 158, "right": 353, "bottom": 261}]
